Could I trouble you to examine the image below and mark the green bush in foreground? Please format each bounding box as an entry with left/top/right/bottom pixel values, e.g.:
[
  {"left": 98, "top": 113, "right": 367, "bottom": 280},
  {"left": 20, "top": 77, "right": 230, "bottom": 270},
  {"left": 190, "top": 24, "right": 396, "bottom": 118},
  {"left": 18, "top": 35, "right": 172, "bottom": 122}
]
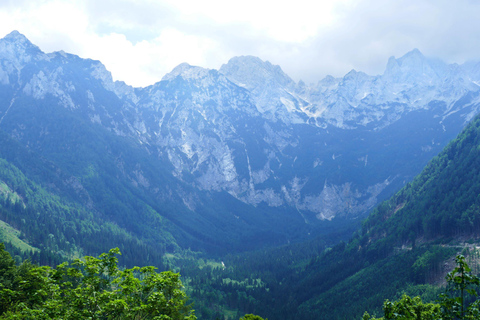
[
  {"left": 362, "top": 255, "right": 480, "bottom": 320},
  {"left": 0, "top": 243, "right": 195, "bottom": 319}
]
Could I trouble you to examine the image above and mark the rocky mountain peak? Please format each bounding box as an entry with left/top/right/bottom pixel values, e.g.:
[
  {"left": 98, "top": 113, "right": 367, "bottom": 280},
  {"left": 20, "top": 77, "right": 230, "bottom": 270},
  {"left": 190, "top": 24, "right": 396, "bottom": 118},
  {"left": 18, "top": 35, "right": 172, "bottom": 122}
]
[
  {"left": 341, "top": 69, "right": 371, "bottom": 83},
  {"left": 462, "top": 60, "right": 480, "bottom": 83},
  {"left": 161, "top": 62, "right": 211, "bottom": 82},
  {"left": 0, "top": 30, "right": 43, "bottom": 63},
  {"left": 218, "top": 55, "right": 307, "bottom": 124},
  {"left": 2, "top": 30, "right": 36, "bottom": 46},
  {"left": 384, "top": 48, "right": 426, "bottom": 70},
  {"left": 220, "top": 55, "right": 296, "bottom": 91},
  {"left": 382, "top": 48, "right": 447, "bottom": 85},
  {"left": 317, "top": 75, "right": 339, "bottom": 88},
  {"left": 398, "top": 48, "right": 424, "bottom": 63}
]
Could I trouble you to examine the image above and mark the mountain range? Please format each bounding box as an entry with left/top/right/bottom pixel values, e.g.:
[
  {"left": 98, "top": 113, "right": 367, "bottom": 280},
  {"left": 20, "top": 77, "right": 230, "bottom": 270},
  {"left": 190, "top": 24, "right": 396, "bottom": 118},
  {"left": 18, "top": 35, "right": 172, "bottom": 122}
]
[{"left": 1, "top": 30, "right": 480, "bottom": 255}]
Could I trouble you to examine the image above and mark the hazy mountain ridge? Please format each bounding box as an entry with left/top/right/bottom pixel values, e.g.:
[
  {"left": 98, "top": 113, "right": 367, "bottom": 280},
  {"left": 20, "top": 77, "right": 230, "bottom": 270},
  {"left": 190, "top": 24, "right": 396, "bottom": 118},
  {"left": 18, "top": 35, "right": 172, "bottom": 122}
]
[
  {"left": 1, "top": 30, "right": 480, "bottom": 251},
  {"left": 302, "top": 49, "right": 480, "bottom": 129},
  {"left": 130, "top": 44, "right": 480, "bottom": 220}
]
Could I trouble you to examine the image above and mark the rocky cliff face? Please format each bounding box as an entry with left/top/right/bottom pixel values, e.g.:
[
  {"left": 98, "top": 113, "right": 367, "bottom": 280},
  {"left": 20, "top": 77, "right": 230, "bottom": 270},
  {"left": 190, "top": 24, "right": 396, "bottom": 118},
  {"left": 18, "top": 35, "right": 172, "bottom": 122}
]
[{"left": 1, "top": 30, "right": 479, "bottom": 235}]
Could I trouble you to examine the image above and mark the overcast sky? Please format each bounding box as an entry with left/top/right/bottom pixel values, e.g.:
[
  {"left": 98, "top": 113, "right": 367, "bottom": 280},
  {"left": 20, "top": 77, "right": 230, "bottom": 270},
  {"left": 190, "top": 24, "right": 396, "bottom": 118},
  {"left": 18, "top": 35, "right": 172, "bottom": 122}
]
[{"left": 1, "top": 0, "right": 480, "bottom": 87}]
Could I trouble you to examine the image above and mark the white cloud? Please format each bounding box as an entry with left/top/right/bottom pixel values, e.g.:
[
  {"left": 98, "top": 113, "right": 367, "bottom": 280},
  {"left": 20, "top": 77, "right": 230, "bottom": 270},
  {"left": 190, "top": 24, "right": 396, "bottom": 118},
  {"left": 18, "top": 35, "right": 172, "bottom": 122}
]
[
  {"left": 1, "top": 0, "right": 480, "bottom": 86},
  {"left": 160, "top": 0, "right": 345, "bottom": 42}
]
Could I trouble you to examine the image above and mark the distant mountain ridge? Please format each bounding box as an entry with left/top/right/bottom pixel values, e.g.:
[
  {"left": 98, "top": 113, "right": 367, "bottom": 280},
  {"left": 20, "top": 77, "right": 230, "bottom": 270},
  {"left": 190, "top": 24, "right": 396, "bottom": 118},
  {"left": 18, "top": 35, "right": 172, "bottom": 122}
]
[{"left": 1, "top": 30, "right": 480, "bottom": 253}]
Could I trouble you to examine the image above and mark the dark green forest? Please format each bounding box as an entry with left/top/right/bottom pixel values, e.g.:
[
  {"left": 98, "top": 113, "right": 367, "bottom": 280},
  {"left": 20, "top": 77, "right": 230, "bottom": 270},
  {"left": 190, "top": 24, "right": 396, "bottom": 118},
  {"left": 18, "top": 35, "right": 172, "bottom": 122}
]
[{"left": 0, "top": 153, "right": 168, "bottom": 269}]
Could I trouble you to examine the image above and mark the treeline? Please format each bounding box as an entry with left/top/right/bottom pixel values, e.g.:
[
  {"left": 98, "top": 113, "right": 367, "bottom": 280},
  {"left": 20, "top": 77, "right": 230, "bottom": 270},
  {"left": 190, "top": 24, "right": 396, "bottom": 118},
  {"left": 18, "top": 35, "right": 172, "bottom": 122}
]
[{"left": 0, "top": 157, "right": 166, "bottom": 269}]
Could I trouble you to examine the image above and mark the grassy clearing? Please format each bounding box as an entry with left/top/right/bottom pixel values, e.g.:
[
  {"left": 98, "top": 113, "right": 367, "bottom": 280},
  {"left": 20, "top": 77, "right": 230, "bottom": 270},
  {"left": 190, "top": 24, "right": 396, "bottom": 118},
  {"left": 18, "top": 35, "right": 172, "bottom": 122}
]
[
  {"left": 197, "top": 258, "right": 224, "bottom": 269},
  {"left": 222, "top": 277, "right": 266, "bottom": 289},
  {"left": 0, "top": 180, "right": 25, "bottom": 207},
  {"left": 0, "top": 220, "right": 38, "bottom": 253},
  {"left": 163, "top": 251, "right": 225, "bottom": 270}
]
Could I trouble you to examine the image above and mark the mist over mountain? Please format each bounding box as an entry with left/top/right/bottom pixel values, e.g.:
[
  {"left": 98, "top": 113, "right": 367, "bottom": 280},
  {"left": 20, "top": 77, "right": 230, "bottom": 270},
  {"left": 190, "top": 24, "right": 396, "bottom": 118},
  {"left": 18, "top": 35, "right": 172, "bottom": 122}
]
[{"left": 1, "top": 30, "right": 480, "bottom": 255}]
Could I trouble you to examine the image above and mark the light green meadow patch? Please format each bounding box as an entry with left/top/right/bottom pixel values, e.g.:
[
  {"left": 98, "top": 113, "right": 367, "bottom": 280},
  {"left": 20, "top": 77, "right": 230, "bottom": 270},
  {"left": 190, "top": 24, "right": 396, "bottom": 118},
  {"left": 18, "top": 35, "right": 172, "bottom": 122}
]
[
  {"left": 0, "top": 180, "right": 25, "bottom": 207},
  {"left": 0, "top": 219, "right": 38, "bottom": 253}
]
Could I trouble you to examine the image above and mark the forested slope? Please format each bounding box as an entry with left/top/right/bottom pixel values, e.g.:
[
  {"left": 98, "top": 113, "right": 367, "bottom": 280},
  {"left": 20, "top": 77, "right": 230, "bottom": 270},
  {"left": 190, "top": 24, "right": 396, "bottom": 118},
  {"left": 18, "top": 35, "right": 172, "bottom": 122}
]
[
  {"left": 178, "top": 114, "right": 480, "bottom": 319},
  {"left": 362, "top": 114, "right": 480, "bottom": 243},
  {"left": 0, "top": 130, "right": 174, "bottom": 268},
  {"left": 292, "top": 113, "right": 480, "bottom": 319}
]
